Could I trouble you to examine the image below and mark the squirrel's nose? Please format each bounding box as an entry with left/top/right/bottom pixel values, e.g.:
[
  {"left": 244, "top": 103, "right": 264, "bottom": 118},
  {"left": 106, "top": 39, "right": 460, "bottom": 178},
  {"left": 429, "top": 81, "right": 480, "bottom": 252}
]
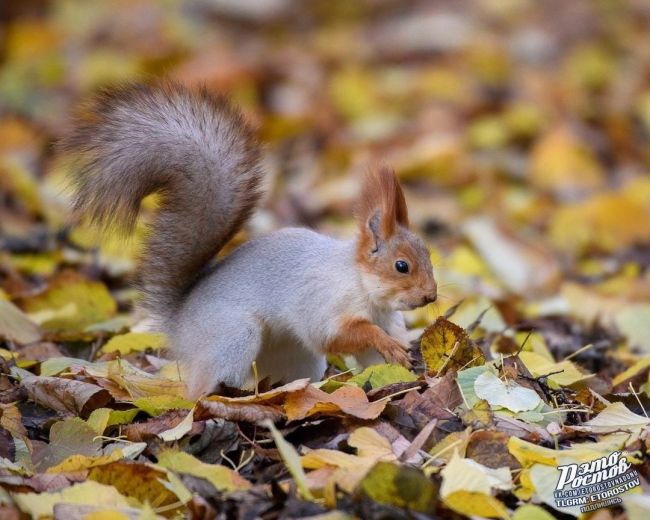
[{"left": 423, "top": 292, "right": 437, "bottom": 305}]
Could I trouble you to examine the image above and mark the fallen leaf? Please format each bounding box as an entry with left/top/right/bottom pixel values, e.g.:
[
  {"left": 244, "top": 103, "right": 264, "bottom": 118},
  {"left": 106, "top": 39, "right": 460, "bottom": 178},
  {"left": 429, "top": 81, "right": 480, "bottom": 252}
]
[
  {"left": 156, "top": 449, "right": 250, "bottom": 492},
  {"left": 37, "top": 417, "right": 103, "bottom": 470},
  {"left": 88, "top": 461, "right": 181, "bottom": 509},
  {"left": 474, "top": 371, "right": 542, "bottom": 412},
  {"left": 519, "top": 351, "right": 591, "bottom": 387},
  {"left": 100, "top": 332, "right": 167, "bottom": 355},
  {"left": 0, "top": 298, "right": 41, "bottom": 344},
  {"left": 462, "top": 217, "right": 559, "bottom": 294},
  {"left": 358, "top": 461, "right": 438, "bottom": 514},
  {"left": 19, "top": 271, "right": 117, "bottom": 335},
  {"left": 573, "top": 402, "right": 650, "bottom": 434},
  {"left": 158, "top": 406, "right": 194, "bottom": 441},
  {"left": 347, "top": 364, "right": 417, "bottom": 389},
  {"left": 420, "top": 317, "right": 485, "bottom": 376},
  {"left": 512, "top": 504, "right": 556, "bottom": 520},
  {"left": 264, "top": 419, "right": 313, "bottom": 500},
  {"left": 440, "top": 451, "right": 512, "bottom": 498},
  {"left": 133, "top": 395, "right": 194, "bottom": 416},
  {"left": 22, "top": 374, "right": 111, "bottom": 418},
  {"left": 284, "top": 384, "right": 387, "bottom": 421},
  {"left": 12, "top": 480, "right": 130, "bottom": 518},
  {"left": 79, "top": 359, "right": 186, "bottom": 400},
  {"left": 443, "top": 490, "right": 510, "bottom": 519}
]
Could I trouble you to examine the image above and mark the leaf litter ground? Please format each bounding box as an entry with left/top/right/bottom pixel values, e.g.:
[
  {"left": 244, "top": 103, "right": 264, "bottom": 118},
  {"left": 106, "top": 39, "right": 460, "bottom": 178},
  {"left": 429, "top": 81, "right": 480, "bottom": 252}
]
[{"left": 2, "top": 1, "right": 650, "bottom": 519}]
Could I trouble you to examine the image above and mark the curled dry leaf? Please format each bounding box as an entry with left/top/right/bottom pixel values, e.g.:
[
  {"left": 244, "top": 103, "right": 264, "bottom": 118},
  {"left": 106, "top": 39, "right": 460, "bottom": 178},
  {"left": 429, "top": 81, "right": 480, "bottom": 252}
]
[
  {"left": 195, "top": 378, "right": 311, "bottom": 424},
  {"left": 22, "top": 374, "right": 111, "bottom": 418},
  {"left": 196, "top": 399, "right": 283, "bottom": 423}
]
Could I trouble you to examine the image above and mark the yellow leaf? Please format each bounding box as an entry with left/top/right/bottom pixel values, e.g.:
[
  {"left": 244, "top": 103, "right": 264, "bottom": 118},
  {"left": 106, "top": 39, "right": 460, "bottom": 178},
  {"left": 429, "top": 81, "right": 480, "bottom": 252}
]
[
  {"left": 20, "top": 271, "right": 116, "bottom": 335},
  {"left": 347, "top": 364, "right": 417, "bottom": 389},
  {"left": 87, "top": 408, "right": 111, "bottom": 435},
  {"left": 158, "top": 407, "right": 194, "bottom": 441},
  {"left": 507, "top": 437, "right": 558, "bottom": 467},
  {"left": 134, "top": 395, "right": 194, "bottom": 416},
  {"left": 420, "top": 317, "right": 485, "bottom": 376},
  {"left": 89, "top": 461, "right": 179, "bottom": 509},
  {"left": 100, "top": 332, "right": 167, "bottom": 355},
  {"left": 512, "top": 504, "right": 556, "bottom": 520},
  {"left": 613, "top": 357, "right": 650, "bottom": 387},
  {"left": 443, "top": 490, "right": 510, "bottom": 519},
  {"left": 156, "top": 449, "right": 250, "bottom": 492},
  {"left": 85, "top": 512, "right": 130, "bottom": 520},
  {"left": 46, "top": 449, "right": 125, "bottom": 473},
  {"left": 549, "top": 189, "right": 650, "bottom": 253},
  {"left": 348, "top": 427, "right": 395, "bottom": 459},
  {"left": 519, "top": 351, "right": 592, "bottom": 387},
  {"left": 11, "top": 481, "right": 130, "bottom": 518},
  {"left": 530, "top": 126, "right": 604, "bottom": 195}
]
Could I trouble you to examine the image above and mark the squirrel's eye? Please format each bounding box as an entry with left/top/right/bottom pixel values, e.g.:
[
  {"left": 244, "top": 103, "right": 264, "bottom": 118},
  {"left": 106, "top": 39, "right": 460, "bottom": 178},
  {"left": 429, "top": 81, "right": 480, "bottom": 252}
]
[{"left": 395, "top": 260, "right": 409, "bottom": 274}]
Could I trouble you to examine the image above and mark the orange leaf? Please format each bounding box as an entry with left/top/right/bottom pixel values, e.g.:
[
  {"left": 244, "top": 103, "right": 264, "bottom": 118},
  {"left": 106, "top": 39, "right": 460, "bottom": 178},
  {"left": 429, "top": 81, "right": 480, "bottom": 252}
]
[{"left": 284, "top": 385, "right": 386, "bottom": 421}]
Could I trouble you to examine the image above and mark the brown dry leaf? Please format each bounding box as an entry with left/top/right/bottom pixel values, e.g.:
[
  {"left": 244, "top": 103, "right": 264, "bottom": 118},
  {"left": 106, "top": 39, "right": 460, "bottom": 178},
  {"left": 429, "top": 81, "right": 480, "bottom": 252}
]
[
  {"left": 284, "top": 384, "right": 387, "bottom": 421},
  {"left": 196, "top": 399, "right": 283, "bottom": 423},
  {"left": 420, "top": 317, "right": 485, "bottom": 376},
  {"left": 0, "top": 403, "right": 28, "bottom": 442},
  {"left": 396, "top": 373, "right": 462, "bottom": 429},
  {"left": 123, "top": 409, "right": 195, "bottom": 442},
  {"left": 22, "top": 374, "right": 111, "bottom": 418},
  {"left": 465, "top": 430, "right": 520, "bottom": 470},
  {"left": 36, "top": 418, "right": 103, "bottom": 470},
  {"left": 194, "top": 378, "right": 310, "bottom": 423},
  {"left": 206, "top": 378, "right": 310, "bottom": 404}
]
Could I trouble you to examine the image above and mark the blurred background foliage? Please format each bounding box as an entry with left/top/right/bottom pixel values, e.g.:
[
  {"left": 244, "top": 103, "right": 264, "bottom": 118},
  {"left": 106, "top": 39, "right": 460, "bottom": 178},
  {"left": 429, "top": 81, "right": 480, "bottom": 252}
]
[{"left": 1, "top": 0, "right": 650, "bottom": 337}]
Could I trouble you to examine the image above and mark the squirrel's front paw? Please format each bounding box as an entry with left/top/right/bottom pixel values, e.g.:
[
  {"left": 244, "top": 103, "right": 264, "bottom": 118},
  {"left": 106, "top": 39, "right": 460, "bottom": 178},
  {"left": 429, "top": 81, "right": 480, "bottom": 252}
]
[{"left": 377, "top": 338, "right": 412, "bottom": 369}]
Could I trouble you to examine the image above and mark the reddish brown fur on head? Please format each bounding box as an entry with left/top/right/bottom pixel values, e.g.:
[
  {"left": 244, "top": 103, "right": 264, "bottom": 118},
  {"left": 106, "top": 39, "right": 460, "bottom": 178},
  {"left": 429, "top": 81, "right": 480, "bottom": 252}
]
[{"left": 355, "top": 167, "right": 437, "bottom": 311}]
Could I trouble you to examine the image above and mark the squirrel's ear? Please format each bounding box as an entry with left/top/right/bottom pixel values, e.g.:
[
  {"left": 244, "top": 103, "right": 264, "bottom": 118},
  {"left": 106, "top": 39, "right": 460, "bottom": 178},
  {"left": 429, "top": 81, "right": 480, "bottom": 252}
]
[{"left": 355, "top": 166, "right": 409, "bottom": 251}]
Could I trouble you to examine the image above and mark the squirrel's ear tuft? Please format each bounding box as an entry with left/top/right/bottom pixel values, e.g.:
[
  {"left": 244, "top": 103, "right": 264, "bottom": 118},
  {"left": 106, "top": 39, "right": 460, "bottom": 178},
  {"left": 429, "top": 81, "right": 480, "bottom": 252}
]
[{"left": 355, "top": 166, "right": 409, "bottom": 248}]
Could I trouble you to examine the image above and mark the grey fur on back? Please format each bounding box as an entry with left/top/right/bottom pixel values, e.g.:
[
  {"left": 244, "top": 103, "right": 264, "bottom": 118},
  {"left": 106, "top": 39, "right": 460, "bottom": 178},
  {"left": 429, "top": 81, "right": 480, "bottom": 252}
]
[{"left": 60, "top": 82, "right": 264, "bottom": 319}]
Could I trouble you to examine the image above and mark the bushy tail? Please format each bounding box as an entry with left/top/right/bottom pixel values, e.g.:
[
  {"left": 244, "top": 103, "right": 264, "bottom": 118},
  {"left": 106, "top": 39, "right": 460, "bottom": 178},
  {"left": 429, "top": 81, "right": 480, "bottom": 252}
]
[{"left": 60, "top": 81, "right": 264, "bottom": 318}]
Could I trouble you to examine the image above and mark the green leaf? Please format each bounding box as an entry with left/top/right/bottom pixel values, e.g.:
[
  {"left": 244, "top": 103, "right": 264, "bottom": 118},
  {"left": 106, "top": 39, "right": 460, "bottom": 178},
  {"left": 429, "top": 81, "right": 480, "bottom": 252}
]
[
  {"left": 264, "top": 419, "right": 313, "bottom": 500},
  {"left": 348, "top": 363, "right": 417, "bottom": 389},
  {"left": 358, "top": 461, "right": 438, "bottom": 514}
]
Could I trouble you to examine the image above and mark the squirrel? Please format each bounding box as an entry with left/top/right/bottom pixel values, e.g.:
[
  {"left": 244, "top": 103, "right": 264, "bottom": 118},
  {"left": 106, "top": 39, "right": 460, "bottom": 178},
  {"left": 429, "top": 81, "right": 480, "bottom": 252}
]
[{"left": 61, "top": 81, "right": 437, "bottom": 398}]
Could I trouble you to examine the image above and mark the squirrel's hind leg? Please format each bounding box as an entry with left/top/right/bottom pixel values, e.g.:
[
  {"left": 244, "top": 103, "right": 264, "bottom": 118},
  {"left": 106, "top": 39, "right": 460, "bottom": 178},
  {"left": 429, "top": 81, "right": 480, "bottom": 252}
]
[
  {"left": 255, "top": 339, "right": 327, "bottom": 386},
  {"left": 176, "top": 312, "right": 263, "bottom": 399}
]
